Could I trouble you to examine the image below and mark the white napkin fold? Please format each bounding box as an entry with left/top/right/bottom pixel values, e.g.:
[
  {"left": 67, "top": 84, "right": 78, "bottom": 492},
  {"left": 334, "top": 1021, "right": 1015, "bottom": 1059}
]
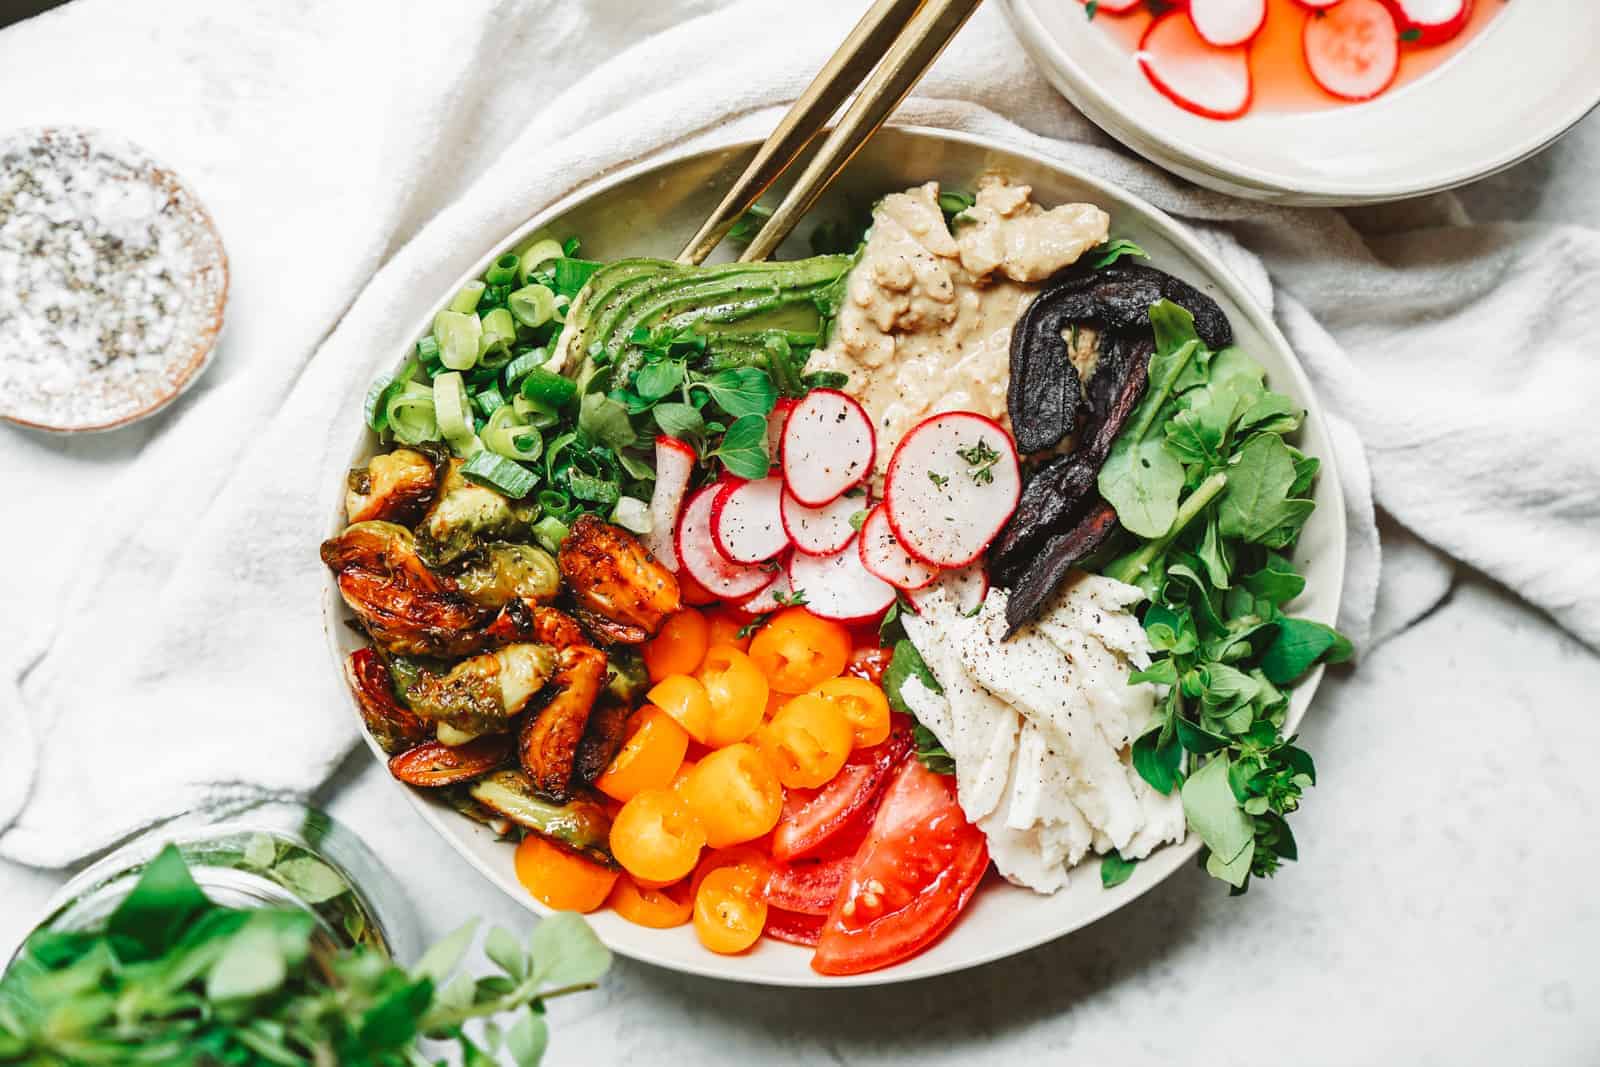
[{"left": 2, "top": 0, "right": 1594, "bottom": 867}]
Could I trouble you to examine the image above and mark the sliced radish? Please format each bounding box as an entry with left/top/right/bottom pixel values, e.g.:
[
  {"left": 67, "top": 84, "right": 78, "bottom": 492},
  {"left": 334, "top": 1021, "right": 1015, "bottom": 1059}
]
[
  {"left": 908, "top": 562, "right": 991, "bottom": 615},
  {"left": 739, "top": 559, "right": 794, "bottom": 614},
  {"left": 883, "top": 412, "right": 1021, "bottom": 569},
  {"left": 1384, "top": 0, "right": 1469, "bottom": 46},
  {"left": 858, "top": 506, "right": 940, "bottom": 592},
  {"left": 646, "top": 435, "right": 696, "bottom": 570},
  {"left": 1292, "top": 0, "right": 1344, "bottom": 8},
  {"left": 1080, "top": 0, "right": 1143, "bottom": 11},
  {"left": 766, "top": 397, "right": 797, "bottom": 465},
  {"left": 674, "top": 485, "right": 774, "bottom": 599},
  {"left": 781, "top": 389, "right": 875, "bottom": 506},
  {"left": 787, "top": 545, "right": 896, "bottom": 624},
  {"left": 1188, "top": 0, "right": 1266, "bottom": 46},
  {"left": 781, "top": 488, "right": 865, "bottom": 557},
  {"left": 1138, "top": 12, "right": 1253, "bottom": 121},
  {"left": 1304, "top": 0, "right": 1399, "bottom": 101},
  {"left": 711, "top": 476, "right": 788, "bottom": 564}
]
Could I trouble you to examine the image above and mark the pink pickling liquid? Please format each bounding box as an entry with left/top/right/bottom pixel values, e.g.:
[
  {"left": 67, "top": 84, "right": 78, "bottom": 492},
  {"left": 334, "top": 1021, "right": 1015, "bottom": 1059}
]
[{"left": 1088, "top": 0, "right": 1507, "bottom": 116}]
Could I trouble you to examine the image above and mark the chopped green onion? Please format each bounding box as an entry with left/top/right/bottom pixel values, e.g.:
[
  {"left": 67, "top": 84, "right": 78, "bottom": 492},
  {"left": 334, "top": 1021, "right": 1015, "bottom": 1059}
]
[
  {"left": 385, "top": 380, "right": 440, "bottom": 445},
  {"left": 416, "top": 335, "right": 440, "bottom": 362},
  {"left": 512, "top": 393, "right": 561, "bottom": 428},
  {"left": 485, "top": 253, "right": 519, "bottom": 286},
  {"left": 562, "top": 236, "right": 581, "bottom": 257},
  {"left": 433, "top": 310, "right": 483, "bottom": 371},
  {"left": 531, "top": 515, "right": 569, "bottom": 553},
  {"left": 502, "top": 347, "right": 549, "bottom": 388},
  {"left": 519, "top": 367, "right": 577, "bottom": 409},
  {"left": 483, "top": 405, "right": 542, "bottom": 463},
  {"left": 537, "top": 488, "right": 578, "bottom": 522},
  {"left": 515, "top": 238, "right": 564, "bottom": 284},
  {"left": 462, "top": 450, "right": 538, "bottom": 499},
  {"left": 364, "top": 356, "right": 418, "bottom": 433},
  {"left": 552, "top": 258, "right": 601, "bottom": 296},
  {"left": 449, "top": 281, "right": 486, "bottom": 315},
  {"left": 473, "top": 385, "right": 507, "bottom": 419},
  {"left": 479, "top": 307, "right": 517, "bottom": 360},
  {"left": 610, "top": 496, "right": 652, "bottom": 535},
  {"left": 508, "top": 284, "right": 558, "bottom": 328},
  {"left": 432, "top": 371, "right": 481, "bottom": 457},
  {"left": 567, "top": 470, "right": 620, "bottom": 507},
  {"left": 553, "top": 293, "right": 571, "bottom": 324}
]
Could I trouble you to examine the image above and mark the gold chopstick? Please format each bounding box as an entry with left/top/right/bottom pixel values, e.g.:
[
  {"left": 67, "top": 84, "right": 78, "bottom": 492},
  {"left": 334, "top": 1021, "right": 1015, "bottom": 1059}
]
[
  {"left": 738, "top": 0, "right": 983, "bottom": 263},
  {"left": 677, "top": 0, "right": 927, "bottom": 266}
]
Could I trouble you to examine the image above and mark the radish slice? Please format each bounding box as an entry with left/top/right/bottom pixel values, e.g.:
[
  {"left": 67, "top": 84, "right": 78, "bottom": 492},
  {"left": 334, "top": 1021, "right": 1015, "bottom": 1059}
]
[
  {"left": 781, "top": 389, "right": 875, "bottom": 506},
  {"left": 1188, "top": 0, "right": 1266, "bottom": 46},
  {"left": 1304, "top": 0, "right": 1399, "bottom": 101},
  {"left": 908, "top": 563, "right": 991, "bottom": 615},
  {"left": 1385, "top": 0, "right": 1469, "bottom": 45},
  {"left": 883, "top": 412, "right": 1021, "bottom": 569},
  {"left": 739, "top": 560, "right": 794, "bottom": 614},
  {"left": 766, "top": 398, "right": 797, "bottom": 465},
  {"left": 787, "top": 545, "right": 896, "bottom": 624},
  {"left": 675, "top": 485, "right": 774, "bottom": 599},
  {"left": 647, "top": 435, "right": 696, "bottom": 570},
  {"left": 1139, "top": 13, "right": 1253, "bottom": 121},
  {"left": 711, "top": 476, "right": 788, "bottom": 564},
  {"left": 781, "top": 488, "right": 865, "bottom": 557},
  {"left": 858, "top": 506, "right": 940, "bottom": 592},
  {"left": 1292, "top": 0, "right": 1344, "bottom": 8},
  {"left": 1080, "top": 0, "right": 1143, "bottom": 11}
]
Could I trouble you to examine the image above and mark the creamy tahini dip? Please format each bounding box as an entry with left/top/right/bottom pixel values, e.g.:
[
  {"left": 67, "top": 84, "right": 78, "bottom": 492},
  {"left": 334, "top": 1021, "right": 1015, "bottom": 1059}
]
[{"left": 806, "top": 177, "right": 1109, "bottom": 464}]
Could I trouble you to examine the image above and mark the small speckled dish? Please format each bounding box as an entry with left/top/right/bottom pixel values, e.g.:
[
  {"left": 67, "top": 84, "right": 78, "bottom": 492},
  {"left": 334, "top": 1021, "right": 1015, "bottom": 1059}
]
[{"left": 0, "top": 127, "right": 228, "bottom": 433}]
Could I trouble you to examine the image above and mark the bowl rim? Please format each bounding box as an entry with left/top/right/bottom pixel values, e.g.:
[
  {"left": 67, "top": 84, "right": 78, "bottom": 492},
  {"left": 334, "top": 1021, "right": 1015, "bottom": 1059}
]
[
  {"left": 321, "top": 124, "right": 1347, "bottom": 986},
  {"left": 999, "top": 0, "right": 1600, "bottom": 205}
]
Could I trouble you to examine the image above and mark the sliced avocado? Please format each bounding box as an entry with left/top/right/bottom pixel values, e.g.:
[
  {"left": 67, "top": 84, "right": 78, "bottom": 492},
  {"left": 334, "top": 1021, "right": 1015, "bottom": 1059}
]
[{"left": 551, "top": 258, "right": 677, "bottom": 372}]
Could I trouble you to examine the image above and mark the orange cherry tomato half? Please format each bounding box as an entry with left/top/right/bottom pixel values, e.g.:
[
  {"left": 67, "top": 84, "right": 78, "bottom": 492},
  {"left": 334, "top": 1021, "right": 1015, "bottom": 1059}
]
[
  {"left": 609, "top": 787, "right": 707, "bottom": 884},
  {"left": 678, "top": 742, "right": 783, "bottom": 848},
  {"left": 812, "top": 676, "right": 892, "bottom": 748},
  {"left": 607, "top": 875, "right": 693, "bottom": 929},
  {"left": 748, "top": 608, "right": 851, "bottom": 694},
  {"left": 644, "top": 609, "right": 709, "bottom": 682},
  {"left": 595, "top": 706, "right": 689, "bottom": 803},
  {"left": 514, "top": 834, "right": 618, "bottom": 914},
  {"left": 691, "top": 845, "right": 771, "bottom": 897},
  {"left": 647, "top": 674, "right": 713, "bottom": 744},
  {"left": 697, "top": 645, "right": 769, "bottom": 747},
  {"left": 693, "top": 865, "right": 769, "bottom": 954},
  {"left": 757, "top": 693, "right": 854, "bottom": 789},
  {"left": 704, "top": 609, "right": 753, "bottom": 653}
]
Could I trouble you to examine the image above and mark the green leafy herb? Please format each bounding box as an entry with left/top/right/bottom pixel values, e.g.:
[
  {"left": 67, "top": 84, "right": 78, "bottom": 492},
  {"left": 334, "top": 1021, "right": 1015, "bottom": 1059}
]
[
  {"left": 1400, "top": 26, "right": 1422, "bottom": 42},
  {"left": 700, "top": 367, "right": 777, "bottom": 419},
  {"left": 1100, "top": 850, "right": 1138, "bottom": 888},
  {"left": 711, "top": 413, "right": 770, "bottom": 480},
  {"left": 882, "top": 638, "right": 941, "bottom": 717},
  {"left": 912, "top": 720, "right": 956, "bottom": 776},
  {"left": 928, "top": 470, "right": 951, "bottom": 490},
  {"left": 956, "top": 439, "right": 1001, "bottom": 485},
  {"left": 1091, "top": 237, "right": 1149, "bottom": 268},
  {"left": 652, "top": 401, "right": 705, "bottom": 442},
  {"left": 1085, "top": 0, "right": 1099, "bottom": 18}
]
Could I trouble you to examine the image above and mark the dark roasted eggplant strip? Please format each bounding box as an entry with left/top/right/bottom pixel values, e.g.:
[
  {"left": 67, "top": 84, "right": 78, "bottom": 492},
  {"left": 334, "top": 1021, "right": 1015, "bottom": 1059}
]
[
  {"left": 989, "top": 453, "right": 1100, "bottom": 585},
  {"left": 1003, "top": 502, "right": 1121, "bottom": 638},
  {"left": 1007, "top": 289, "right": 1085, "bottom": 454}
]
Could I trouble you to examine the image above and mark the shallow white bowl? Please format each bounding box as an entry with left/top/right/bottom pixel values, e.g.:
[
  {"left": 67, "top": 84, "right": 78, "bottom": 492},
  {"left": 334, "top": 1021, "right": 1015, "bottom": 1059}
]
[
  {"left": 323, "top": 127, "right": 1347, "bottom": 986},
  {"left": 1002, "top": 0, "right": 1600, "bottom": 206}
]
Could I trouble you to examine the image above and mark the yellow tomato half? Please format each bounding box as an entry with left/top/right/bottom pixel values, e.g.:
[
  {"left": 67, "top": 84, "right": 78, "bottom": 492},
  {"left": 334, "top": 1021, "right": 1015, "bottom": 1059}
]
[
  {"left": 644, "top": 609, "right": 709, "bottom": 682},
  {"left": 595, "top": 706, "right": 689, "bottom": 803},
  {"left": 678, "top": 743, "right": 783, "bottom": 848},
  {"left": 693, "top": 865, "right": 768, "bottom": 954},
  {"left": 748, "top": 608, "right": 851, "bottom": 694},
  {"left": 609, "top": 788, "right": 706, "bottom": 884},
  {"left": 757, "top": 693, "right": 853, "bottom": 789},
  {"left": 697, "top": 645, "right": 769, "bottom": 747},
  {"left": 607, "top": 875, "right": 693, "bottom": 929},
  {"left": 812, "top": 676, "right": 892, "bottom": 748},
  {"left": 514, "top": 835, "right": 618, "bottom": 914},
  {"left": 647, "top": 674, "right": 713, "bottom": 744}
]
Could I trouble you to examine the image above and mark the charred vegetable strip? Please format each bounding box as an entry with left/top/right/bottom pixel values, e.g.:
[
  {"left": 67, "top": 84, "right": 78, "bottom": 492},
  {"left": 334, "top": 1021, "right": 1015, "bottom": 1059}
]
[
  {"left": 345, "top": 649, "right": 431, "bottom": 754},
  {"left": 388, "top": 735, "right": 512, "bottom": 787},
  {"left": 468, "top": 769, "right": 615, "bottom": 865}
]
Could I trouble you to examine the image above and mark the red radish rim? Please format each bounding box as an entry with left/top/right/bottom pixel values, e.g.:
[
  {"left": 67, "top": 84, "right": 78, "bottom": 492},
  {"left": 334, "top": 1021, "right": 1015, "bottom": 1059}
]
[
  {"left": 780, "top": 388, "right": 877, "bottom": 507},
  {"left": 674, "top": 484, "right": 775, "bottom": 599},
  {"left": 857, "top": 505, "right": 940, "bottom": 592},
  {"left": 1080, "top": 0, "right": 1143, "bottom": 10},
  {"left": 785, "top": 550, "right": 897, "bottom": 625},
  {"left": 766, "top": 397, "right": 798, "bottom": 463},
  {"left": 780, "top": 488, "right": 865, "bottom": 558},
  {"left": 1138, "top": 13, "right": 1254, "bottom": 122},
  {"left": 882, "top": 411, "right": 1021, "bottom": 570},
  {"left": 710, "top": 476, "right": 788, "bottom": 564},
  {"left": 1188, "top": 0, "right": 1267, "bottom": 47},
  {"left": 1303, "top": 0, "right": 1400, "bottom": 102},
  {"left": 646, "top": 434, "right": 698, "bottom": 569},
  {"left": 1385, "top": 0, "right": 1470, "bottom": 43},
  {"left": 736, "top": 558, "right": 793, "bottom": 614}
]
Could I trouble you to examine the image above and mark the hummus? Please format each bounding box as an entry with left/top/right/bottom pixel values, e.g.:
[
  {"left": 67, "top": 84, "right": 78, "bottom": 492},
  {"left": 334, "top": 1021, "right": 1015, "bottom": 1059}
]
[{"left": 806, "top": 177, "right": 1109, "bottom": 464}]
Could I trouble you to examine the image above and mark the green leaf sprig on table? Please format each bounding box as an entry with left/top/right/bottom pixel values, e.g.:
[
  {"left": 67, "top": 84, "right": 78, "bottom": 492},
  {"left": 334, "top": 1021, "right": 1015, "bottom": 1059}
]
[
  {"left": 0, "top": 845, "right": 610, "bottom": 1067},
  {"left": 1095, "top": 299, "right": 1353, "bottom": 893}
]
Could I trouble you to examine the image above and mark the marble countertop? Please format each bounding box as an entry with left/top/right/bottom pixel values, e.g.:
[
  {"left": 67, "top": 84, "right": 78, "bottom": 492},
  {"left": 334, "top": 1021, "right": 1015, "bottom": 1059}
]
[{"left": 5, "top": 573, "right": 1595, "bottom": 1065}]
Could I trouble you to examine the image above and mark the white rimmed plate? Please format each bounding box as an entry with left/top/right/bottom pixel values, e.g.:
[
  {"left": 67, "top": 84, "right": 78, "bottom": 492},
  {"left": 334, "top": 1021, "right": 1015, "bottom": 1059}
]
[
  {"left": 1002, "top": 0, "right": 1600, "bottom": 205},
  {"left": 322, "top": 127, "right": 1346, "bottom": 986}
]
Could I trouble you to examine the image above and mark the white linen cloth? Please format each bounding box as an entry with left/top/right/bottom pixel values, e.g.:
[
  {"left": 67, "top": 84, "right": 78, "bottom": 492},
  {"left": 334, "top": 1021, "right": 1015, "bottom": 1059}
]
[{"left": 0, "top": 0, "right": 1594, "bottom": 868}]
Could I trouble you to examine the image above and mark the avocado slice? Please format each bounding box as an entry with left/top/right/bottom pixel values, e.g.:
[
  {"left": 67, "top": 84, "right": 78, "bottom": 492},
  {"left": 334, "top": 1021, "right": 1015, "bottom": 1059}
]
[{"left": 551, "top": 258, "right": 677, "bottom": 372}]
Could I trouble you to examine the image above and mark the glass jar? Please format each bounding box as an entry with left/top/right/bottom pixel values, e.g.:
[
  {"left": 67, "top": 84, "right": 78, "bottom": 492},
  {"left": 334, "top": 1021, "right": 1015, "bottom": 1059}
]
[{"left": 18, "top": 801, "right": 420, "bottom": 963}]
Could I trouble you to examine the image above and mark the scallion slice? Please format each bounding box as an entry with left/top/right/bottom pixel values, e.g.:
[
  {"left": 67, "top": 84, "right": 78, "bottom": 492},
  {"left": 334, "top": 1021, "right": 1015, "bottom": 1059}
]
[
  {"left": 610, "top": 496, "right": 652, "bottom": 535},
  {"left": 485, "top": 253, "right": 520, "bottom": 287},
  {"left": 462, "top": 450, "right": 538, "bottom": 499},
  {"left": 519, "top": 367, "right": 577, "bottom": 409},
  {"left": 364, "top": 355, "right": 418, "bottom": 433},
  {"left": 474, "top": 385, "right": 507, "bottom": 419},
  {"left": 515, "top": 238, "right": 564, "bottom": 285},
  {"left": 537, "top": 488, "right": 578, "bottom": 522},
  {"left": 567, "top": 470, "right": 620, "bottom": 507},
  {"left": 432, "top": 371, "right": 481, "bottom": 457},
  {"left": 502, "top": 347, "right": 549, "bottom": 389},
  {"left": 449, "top": 281, "right": 486, "bottom": 315},
  {"left": 531, "top": 514, "right": 570, "bottom": 552},
  {"left": 483, "top": 405, "right": 542, "bottom": 463},
  {"left": 479, "top": 306, "right": 517, "bottom": 358},
  {"left": 508, "top": 284, "right": 558, "bottom": 328},
  {"left": 385, "top": 380, "right": 440, "bottom": 445},
  {"left": 433, "top": 310, "right": 483, "bottom": 371},
  {"left": 552, "top": 258, "right": 601, "bottom": 296},
  {"left": 512, "top": 393, "right": 560, "bottom": 428}
]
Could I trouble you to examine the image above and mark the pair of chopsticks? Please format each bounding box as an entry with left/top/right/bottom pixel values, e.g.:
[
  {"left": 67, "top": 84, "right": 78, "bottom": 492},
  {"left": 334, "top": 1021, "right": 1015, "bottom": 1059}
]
[{"left": 677, "top": 0, "right": 983, "bottom": 266}]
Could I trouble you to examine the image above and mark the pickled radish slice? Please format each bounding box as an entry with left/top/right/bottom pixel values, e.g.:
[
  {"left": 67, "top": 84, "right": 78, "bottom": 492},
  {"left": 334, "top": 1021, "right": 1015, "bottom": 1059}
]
[
  {"left": 648, "top": 435, "right": 696, "bottom": 570},
  {"left": 1385, "top": 0, "right": 1469, "bottom": 46},
  {"left": 711, "top": 476, "right": 788, "bottom": 563},
  {"left": 857, "top": 506, "right": 939, "bottom": 591},
  {"left": 781, "top": 488, "right": 862, "bottom": 557},
  {"left": 1138, "top": 13, "right": 1253, "bottom": 121},
  {"left": 1188, "top": 0, "right": 1267, "bottom": 46},
  {"left": 1304, "top": 0, "right": 1400, "bottom": 101}
]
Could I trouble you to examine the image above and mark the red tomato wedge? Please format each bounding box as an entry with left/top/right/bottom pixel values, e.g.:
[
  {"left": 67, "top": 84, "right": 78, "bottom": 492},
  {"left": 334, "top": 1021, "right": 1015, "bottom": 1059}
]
[
  {"left": 764, "top": 907, "right": 825, "bottom": 947},
  {"left": 812, "top": 759, "right": 990, "bottom": 976},
  {"left": 769, "top": 717, "right": 911, "bottom": 862},
  {"left": 766, "top": 856, "right": 851, "bottom": 916}
]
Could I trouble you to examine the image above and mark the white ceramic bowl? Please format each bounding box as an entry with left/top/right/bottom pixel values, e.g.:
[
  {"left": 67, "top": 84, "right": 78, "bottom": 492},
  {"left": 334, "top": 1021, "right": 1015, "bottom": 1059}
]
[
  {"left": 323, "top": 127, "right": 1347, "bottom": 986},
  {"left": 1002, "top": 0, "right": 1600, "bottom": 206}
]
